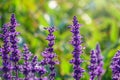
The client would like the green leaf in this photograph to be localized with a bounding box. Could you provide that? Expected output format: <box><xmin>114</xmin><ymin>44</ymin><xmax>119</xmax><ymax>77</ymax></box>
<box><xmin>110</xmin><ymin>20</ymin><xmax>119</xmax><ymax>43</ymax></box>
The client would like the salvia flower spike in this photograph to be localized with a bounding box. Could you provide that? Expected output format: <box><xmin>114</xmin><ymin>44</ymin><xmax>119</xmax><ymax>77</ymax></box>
<box><xmin>110</xmin><ymin>50</ymin><xmax>120</xmax><ymax>80</ymax></box>
<box><xmin>96</xmin><ymin>44</ymin><xmax>104</xmax><ymax>80</ymax></box>
<box><xmin>31</xmin><ymin>56</ymin><xmax>38</xmax><ymax>79</ymax></box>
<box><xmin>44</xmin><ymin>27</ymin><xmax>59</xmax><ymax>80</ymax></box>
<box><xmin>89</xmin><ymin>44</ymin><xmax>104</xmax><ymax>80</ymax></box>
<box><xmin>36</xmin><ymin>65</ymin><xmax>47</xmax><ymax>80</ymax></box>
<box><xmin>0</xmin><ymin>24</ymin><xmax>12</xmax><ymax>79</ymax></box>
<box><xmin>22</xmin><ymin>44</ymin><xmax>32</xmax><ymax>80</ymax></box>
<box><xmin>69</xmin><ymin>16</ymin><xmax>84</xmax><ymax>80</ymax></box>
<box><xmin>9</xmin><ymin>13</ymin><xmax>21</xmax><ymax>80</ymax></box>
<box><xmin>31</xmin><ymin>56</ymin><xmax>47</xmax><ymax>80</ymax></box>
<box><xmin>88</xmin><ymin>50</ymin><xmax>98</xmax><ymax>80</ymax></box>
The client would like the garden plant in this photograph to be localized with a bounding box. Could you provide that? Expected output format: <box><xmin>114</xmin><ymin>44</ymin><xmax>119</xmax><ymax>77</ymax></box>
<box><xmin>0</xmin><ymin>13</ymin><xmax>119</xmax><ymax>80</ymax></box>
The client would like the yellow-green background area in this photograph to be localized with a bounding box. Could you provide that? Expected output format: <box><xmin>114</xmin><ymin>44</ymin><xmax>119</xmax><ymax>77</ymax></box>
<box><xmin>0</xmin><ymin>0</ymin><xmax>120</xmax><ymax>80</ymax></box>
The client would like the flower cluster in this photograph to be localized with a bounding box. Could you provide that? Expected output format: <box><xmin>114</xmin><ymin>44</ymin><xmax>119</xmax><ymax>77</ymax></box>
<box><xmin>40</xmin><ymin>27</ymin><xmax>59</xmax><ymax>80</ymax></box>
<box><xmin>0</xmin><ymin>14</ymin><xmax>54</xmax><ymax>80</ymax></box>
<box><xmin>21</xmin><ymin>44</ymin><xmax>32</xmax><ymax>80</ymax></box>
<box><xmin>0</xmin><ymin>24</ymin><xmax>12</xmax><ymax>79</ymax></box>
<box><xmin>88</xmin><ymin>50</ymin><xmax>98</xmax><ymax>80</ymax></box>
<box><xmin>1</xmin><ymin>13</ymin><xmax>120</xmax><ymax>80</ymax></box>
<box><xmin>69</xmin><ymin>16</ymin><xmax>84</xmax><ymax>80</ymax></box>
<box><xmin>88</xmin><ymin>44</ymin><xmax>104</xmax><ymax>80</ymax></box>
<box><xmin>96</xmin><ymin>44</ymin><xmax>104</xmax><ymax>80</ymax></box>
<box><xmin>110</xmin><ymin>50</ymin><xmax>120</xmax><ymax>80</ymax></box>
<box><xmin>9</xmin><ymin>14</ymin><xmax>21</xmax><ymax>80</ymax></box>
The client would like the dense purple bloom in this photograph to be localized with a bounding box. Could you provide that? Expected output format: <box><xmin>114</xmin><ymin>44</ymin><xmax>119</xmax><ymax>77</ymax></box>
<box><xmin>21</xmin><ymin>44</ymin><xmax>32</xmax><ymax>80</ymax></box>
<box><xmin>40</xmin><ymin>49</ymin><xmax>49</xmax><ymax>66</ymax></box>
<box><xmin>9</xmin><ymin>13</ymin><xmax>21</xmax><ymax>79</ymax></box>
<box><xmin>0</xmin><ymin>24</ymin><xmax>12</xmax><ymax>79</ymax></box>
<box><xmin>31</xmin><ymin>56</ymin><xmax>38</xmax><ymax>73</ymax></box>
<box><xmin>31</xmin><ymin>56</ymin><xmax>47</xmax><ymax>80</ymax></box>
<box><xmin>69</xmin><ymin>16</ymin><xmax>84</xmax><ymax>80</ymax></box>
<box><xmin>110</xmin><ymin>50</ymin><xmax>120</xmax><ymax>80</ymax></box>
<box><xmin>88</xmin><ymin>44</ymin><xmax>104</xmax><ymax>80</ymax></box>
<box><xmin>96</xmin><ymin>44</ymin><xmax>104</xmax><ymax>80</ymax></box>
<box><xmin>42</xmin><ymin>27</ymin><xmax>59</xmax><ymax>80</ymax></box>
<box><xmin>36</xmin><ymin>65</ymin><xmax>47</xmax><ymax>80</ymax></box>
<box><xmin>88</xmin><ymin>50</ymin><xmax>98</xmax><ymax>80</ymax></box>
<box><xmin>30</xmin><ymin>56</ymin><xmax>38</xmax><ymax>79</ymax></box>
<box><xmin>23</xmin><ymin>44</ymin><xmax>32</xmax><ymax>61</ymax></box>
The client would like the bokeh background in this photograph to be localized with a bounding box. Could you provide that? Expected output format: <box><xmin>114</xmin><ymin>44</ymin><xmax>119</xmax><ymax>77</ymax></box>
<box><xmin>0</xmin><ymin>0</ymin><xmax>120</xmax><ymax>80</ymax></box>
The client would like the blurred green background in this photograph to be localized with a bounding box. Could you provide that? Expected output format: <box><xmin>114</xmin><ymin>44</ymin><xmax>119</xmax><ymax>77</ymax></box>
<box><xmin>0</xmin><ymin>0</ymin><xmax>120</xmax><ymax>80</ymax></box>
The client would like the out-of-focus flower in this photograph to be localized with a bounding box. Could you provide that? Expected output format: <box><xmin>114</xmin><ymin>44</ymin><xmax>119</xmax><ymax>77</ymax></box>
<box><xmin>21</xmin><ymin>44</ymin><xmax>32</xmax><ymax>80</ymax></box>
<box><xmin>31</xmin><ymin>56</ymin><xmax>47</xmax><ymax>80</ymax></box>
<box><xmin>96</xmin><ymin>44</ymin><xmax>104</xmax><ymax>80</ymax></box>
<box><xmin>88</xmin><ymin>50</ymin><xmax>98</xmax><ymax>80</ymax></box>
<box><xmin>110</xmin><ymin>50</ymin><xmax>120</xmax><ymax>80</ymax></box>
<box><xmin>0</xmin><ymin>24</ymin><xmax>12</xmax><ymax>79</ymax></box>
<box><xmin>89</xmin><ymin>44</ymin><xmax>104</xmax><ymax>80</ymax></box>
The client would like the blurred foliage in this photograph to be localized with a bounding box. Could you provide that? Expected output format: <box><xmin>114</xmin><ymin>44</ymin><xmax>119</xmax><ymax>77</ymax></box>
<box><xmin>0</xmin><ymin>0</ymin><xmax>120</xmax><ymax>80</ymax></box>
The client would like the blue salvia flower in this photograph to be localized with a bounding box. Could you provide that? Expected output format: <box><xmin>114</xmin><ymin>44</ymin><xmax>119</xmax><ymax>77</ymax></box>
<box><xmin>21</xmin><ymin>44</ymin><xmax>32</xmax><ymax>80</ymax></box>
<box><xmin>40</xmin><ymin>49</ymin><xmax>49</xmax><ymax>66</ymax></box>
<box><xmin>28</xmin><ymin>56</ymin><xmax>38</xmax><ymax>80</ymax></box>
<box><xmin>31</xmin><ymin>56</ymin><xmax>38</xmax><ymax>76</ymax></box>
<box><xmin>96</xmin><ymin>44</ymin><xmax>104</xmax><ymax>80</ymax></box>
<box><xmin>0</xmin><ymin>24</ymin><xmax>12</xmax><ymax>80</ymax></box>
<box><xmin>43</xmin><ymin>27</ymin><xmax>59</xmax><ymax>80</ymax></box>
<box><xmin>88</xmin><ymin>44</ymin><xmax>104</xmax><ymax>80</ymax></box>
<box><xmin>88</xmin><ymin>50</ymin><xmax>98</xmax><ymax>80</ymax></box>
<box><xmin>0</xmin><ymin>48</ymin><xmax>2</xmax><ymax>56</ymax></box>
<box><xmin>110</xmin><ymin>50</ymin><xmax>120</xmax><ymax>80</ymax></box>
<box><xmin>9</xmin><ymin>13</ymin><xmax>21</xmax><ymax>80</ymax></box>
<box><xmin>31</xmin><ymin>56</ymin><xmax>47</xmax><ymax>80</ymax></box>
<box><xmin>0</xmin><ymin>16</ymin><xmax>1</xmax><ymax>57</ymax></box>
<box><xmin>69</xmin><ymin>16</ymin><xmax>84</xmax><ymax>80</ymax></box>
<box><xmin>36</xmin><ymin>65</ymin><xmax>47</xmax><ymax>80</ymax></box>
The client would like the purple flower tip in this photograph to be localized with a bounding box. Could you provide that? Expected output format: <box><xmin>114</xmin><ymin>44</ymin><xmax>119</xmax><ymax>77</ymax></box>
<box><xmin>110</xmin><ymin>50</ymin><xmax>120</xmax><ymax>80</ymax></box>
<box><xmin>88</xmin><ymin>50</ymin><xmax>98</xmax><ymax>80</ymax></box>
<box><xmin>89</xmin><ymin>43</ymin><xmax>104</xmax><ymax>80</ymax></box>
<box><xmin>69</xmin><ymin>16</ymin><xmax>84</xmax><ymax>80</ymax></box>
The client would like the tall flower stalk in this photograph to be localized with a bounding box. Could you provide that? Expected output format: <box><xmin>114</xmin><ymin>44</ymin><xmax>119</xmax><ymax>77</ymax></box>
<box><xmin>0</xmin><ymin>24</ymin><xmax>12</xmax><ymax>79</ymax></box>
<box><xmin>88</xmin><ymin>50</ymin><xmax>98</xmax><ymax>80</ymax></box>
<box><xmin>89</xmin><ymin>44</ymin><xmax>104</xmax><ymax>80</ymax></box>
<box><xmin>31</xmin><ymin>56</ymin><xmax>38</xmax><ymax>79</ymax></box>
<box><xmin>96</xmin><ymin>44</ymin><xmax>104</xmax><ymax>80</ymax></box>
<box><xmin>22</xmin><ymin>44</ymin><xmax>32</xmax><ymax>80</ymax></box>
<box><xmin>110</xmin><ymin>50</ymin><xmax>120</xmax><ymax>80</ymax></box>
<box><xmin>36</xmin><ymin>65</ymin><xmax>47</xmax><ymax>80</ymax></box>
<box><xmin>43</xmin><ymin>27</ymin><xmax>59</xmax><ymax>80</ymax></box>
<box><xmin>69</xmin><ymin>16</ymin><xmax>84</xmax><ymax>80</ymax></box>
<box><xmin>9</xmin><ymin>14</ymin><xmax>21</xmax><ymax>80</ymax></box>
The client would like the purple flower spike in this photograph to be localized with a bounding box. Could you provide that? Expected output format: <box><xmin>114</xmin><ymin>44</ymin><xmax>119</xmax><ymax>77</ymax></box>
<box><xmin>0</xmin><ymin>24</ymin><xmax>12</xmax><ymax>80</ymax></box>
<box><xmin>29</xmin><ymin>56</ymin><xmax>38</xmax><ymax>80</ymax></box>
<box><xmin>96</xmin><ymin>44</ymin><xmax>104</xmax><ymax>80</ymax></box>
<box><xmin>9</xmin><ymin>13</ymin><xmax>21</xmax><ymax>80</ymax></box>
<box><xmin>69</xmin><ymin>16</ymin><xmax>84</xmax><ymax>80</ymax></box>
<box><xmin>36</xmin><ymin>66</ymin><xmax>47</xmax><ymax>80</ymax></box>
<box><xmin>88</xmin><ymin>50</ymin><xmax>98</xmax><ymax>80</ymax></box>
<box><xmin>23</xmin><ymin>44</ymin><xmax>32</xmax><ymax>61</ymax></box>
<box><xmin>22</xmin><ymin>44</ymin><xmax>32</xmax><ymax>80</ymax></box>
<box><xmin>110</xmin><ymin>50</ymin><xmax>120</xmax><ymax>80</ymax></box>
<box><xmin>31</xmin><ymin>56</ymin><xmax>47</xmax><ymax>80</ymax></box>
<box><xmin>42</xmin><ymin>27</ymin><xmax>59</xmax><ymax>80</ymax></box>
<box><xmin>40</xmin><ymin>49</ymin><xmax>49</xmax><ymax>66</ymax></box>
<box><xmin>89</xmin><ymin>44</ymin><xmax>104</xmax><ymax>80</ymax></box>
